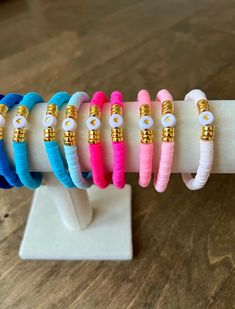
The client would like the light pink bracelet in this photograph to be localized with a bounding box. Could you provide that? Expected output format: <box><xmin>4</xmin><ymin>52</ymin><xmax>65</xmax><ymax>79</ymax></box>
<box><xmin>137</xmin><ymin>90</ymin><xmax>154</xmax><ymax>188</ymax></box>
<box><xmin>182</xmin><ymin>89</ymin><xmax>215</xmax><ymax>190</ymax></box>
<box><xmin>87</xmin><ymin>91</ymin><xmax>109</xmax><ymax>189</ymax></box>
<box><xmin>154</xmin><ymin>89</ymin><xmax>176</xmax><ymax>192</ymax></box>
<box><xmin>109</xmin><ymin>91</ymin><xmax>126</xmax><ymax>189</ymax></box>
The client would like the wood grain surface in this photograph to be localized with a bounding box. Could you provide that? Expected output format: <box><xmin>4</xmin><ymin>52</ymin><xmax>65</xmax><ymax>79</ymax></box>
<box><xmin>0</xmin><ymin>0</ymin><xmax>235</xmax><ymax>308</ymax></box>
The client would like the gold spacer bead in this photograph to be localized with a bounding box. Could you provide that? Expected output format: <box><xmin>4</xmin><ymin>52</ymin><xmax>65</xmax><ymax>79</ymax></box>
<box><xmin>0</xmin><ymin>127</ymin><xmax>4</xmax><ymax>140</ymax></box>
<box><xmin>44</xmin><ymin>128</ymin><xmax>56</xmax><ymax>141</ymax></box>
<box><xmin>12</xmin><ymin>128</ymin><xmax>26</xmax><ymax>142</ymax></box>
<box><xmin>64</xmin><ymin>131</ymin><xmax>76</xmax><ymax>146</ymax></box>
<box><xmin>201</xmin><ymin>125</ymin><xmax>214</xmax><ymax>141</ymax></box>
<box><xmin>197</xmin><ymin>99</ymin><xmax>210</xmax><ymax>114</ymax></box>
<box><xmin>162</xmin><ymin>100</ymin><xmax>174</xmax><ymax>115</ymax></box>
<box><xmin>0</xmin><ymin>104</ymin><xmax>8</xmax><ymax>117</ymax></box>
<box><xmin>88</xmin><ymin>130</ymin><xmax>100</xmax><ymax>144</ymax></box>
<box><xmin>16</xmin><ymin>105</ymin><xmax>29</xmax><ymax>118</ymax></box>
<box><xmin>89</xmin><ymin>105</ymin><xmax>100</xmax><ymax>118</ymax></box>
<box><xmin>140</xmin><ymin>104</ymin><xmax>151</xmax><ymax>117</ymax></box>
<box><xmin>111</xmin><ymin>104</ymin><xmax>122</xmax><ymax>116</ymax></box>
<box><xmin>161</xmin><ymin>127</ymin><xmax>175</xmax><ymax>142</ymax></box>
<box><xmin>47</xmin><ymin>104</ymin><xmax>58</xmax><ymax>117</ymax></box>
<box><xmin>65</xmin><ymin>105</ymin><xmax>78</xmax><ymax>120</ymax></box>
<box><xmin>140</xmin><ymin>129</ymin><xmax>153</xmax><ymax>144</ymax></box>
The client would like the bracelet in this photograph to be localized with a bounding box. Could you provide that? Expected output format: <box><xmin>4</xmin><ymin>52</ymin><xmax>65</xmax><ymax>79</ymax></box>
<box><xmin>43</xmin><ymin>91</ymin><xmax>76</xmax><ymax>188</ymax></box>
<box><xmin>182</xmin><ymin>89</ymin><xmax>215</xmax><ymax>190</ymax></box>
<box><xmin>137</xmin><ymin>89</ymin><xmax>153</xmax><ymax>187</ymax></box>
<box><xmin>0</xmin><ymin>94</ymin><xmax>23</xmax><ymax>188</ymax></box>
<box><xmin>154</xmin><ymin>89</ymin><xmax>176</xmax><ymax>192</ymax></box>
<box><xmin>62</xmin><ymin>91</ymin><xmax>92</xmax><ymax>189</ymax></box>
<box><xmin>109</xmin><ymin>91</ymin><xmax>126</xmax><ymax>189</ymax></box>
<box><xmin>87</xmin><ymin>91</ymin><xmax>109</xmax><ymax>189</ymax></box>
<box><xmin>13</xmin><ymin>92</ymin><xmax>44</xmax><ymax>190</ymax></box>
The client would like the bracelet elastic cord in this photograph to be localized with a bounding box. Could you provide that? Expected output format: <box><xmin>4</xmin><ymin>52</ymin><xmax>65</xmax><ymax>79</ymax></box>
<box><xmin>0</xmin><ymin>93</ymin><xmax>23</xmax><ymax>188</ymax></box>
<box><xmin>63</xmin><ymin>91</ymin><xmax>92</xmax><ymax>189</ymax></box>
<box><xmin>13</xmin><ymin>92</ymin><xmax>44</xmax><ymax>190</ymax></box>
<box><xmin>43</xmin><ymin>91</ymin><xmax>75</xmax><ymax>188</ymax></box>
<box><xmin>110</xmin><ymin>91</ymin><xmax>126</xmax><ymax>189</ymax></box>
<box><xmin>137</xmin><ymin>89</ymin><xmax>153</xmax><ymax>188</ymax></box>
<box><xmin>182</xmin><ymin>89</ymin><xmax>215</xmax><ymax>190</ymax></box>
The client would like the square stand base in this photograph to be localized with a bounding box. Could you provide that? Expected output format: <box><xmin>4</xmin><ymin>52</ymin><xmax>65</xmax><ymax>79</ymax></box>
<box><xmin>19</xmin><ymin>185</ymin><xmax>132</xmax><ymax>260</ymax></box>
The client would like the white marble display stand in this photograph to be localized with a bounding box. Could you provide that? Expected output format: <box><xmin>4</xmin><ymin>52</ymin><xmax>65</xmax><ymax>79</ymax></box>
<box><xmin>4</xmin><ymin>99</ymin><xmax>235</xmax><ymax>260</ymax></box>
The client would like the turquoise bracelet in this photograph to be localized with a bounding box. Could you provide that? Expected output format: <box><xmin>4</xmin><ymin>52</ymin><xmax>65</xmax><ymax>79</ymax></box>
<box><xmin>43</xmin><ymin>92</ymin><xmax>75</xmax><ymax>188</ymax></box>
<box><xmin>62</xmin><ymin>92</ymin><xmax>92</xmax><ymax>189</ymax></box>
<box><xmin>12</xmin><ymin>92</ymin><xmax>44</xmax><ymax>190</ymax></box>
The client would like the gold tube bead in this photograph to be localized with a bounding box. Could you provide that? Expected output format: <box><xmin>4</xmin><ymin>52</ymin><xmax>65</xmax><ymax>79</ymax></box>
<box><xmin>44</xmin><ymin>128</ymin><xmax>56</xmax><ymax>142</ymax></box>
<box><xmin>162</xmin><ymin>100</ymin><xmax>174</xmax><ymax>115</ymax></box>
<box><xmin>111</xmin><ymin>104</ymin><xmax>122</xmax><ymax>116</ymax></box>
<box><xmin>46</xmin><ymin>104</ymin><xmax>58</xmax><ymax>117</ymax></box>
<box><xmin>64</xmin><ymin>131</ymin><xmax>76</xmax><ymax>146</ymax></box>
<box><xmin>13</xmin><ymin>128</ymin><xmax>26</xmax><ymax>142</ymax></box>
<box><xmin>162</xmin><ymin>127</ymin><xmax>175</xmax><ymax>142</ymax></box>
<box><xmin>197</xmin><ymin>99</ymin><xmax>210</xmax><ymax>114</ymax></box>
<box><xmin>0</xmin><ymin>104</ymin><xmax>8</xmax><ymax>117</ymax></box>
<box><xmin>65</xmin><ymin>105</ymin><xmax>78</xmax><ymax>120</ymax></box>
<box><xmin>0</xmin><ymin>127</ymin><xmax>4</xmax><ymax>140</ymax></box>
<box><xmin>139</xmin><ymin>104</ymin><xmax>151</xmax><ymax>117</ymax></box>
<box><xmin>16</xmin><ymin>105</ymin><xmax>29</xmax><ymax>119</ymax></box>
<box><xmin>88</xmin><ymin>130</ymin><xmax>100</xmax><ymax>144</ymax></box>
<box><xmin>140</xmin><ymin>129</ymin><xmax>153</xmax><ymax>144</ymax></box>
<box><xmin>201</xmin><ymin>125</ymin><xmax>214</xmax><ymax>141</ymax></box>
<box><xmin>89</xmin><ymin>105</ymin><xmax>100</xmax><ymax>118</ymax></box>
<box><xmin>111</xmin><ymin>128</ymin><xmax>123</xmax><ymax>142</ymax></box>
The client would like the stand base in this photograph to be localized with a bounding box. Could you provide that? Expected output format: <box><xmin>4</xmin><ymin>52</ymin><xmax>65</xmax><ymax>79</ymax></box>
<box><xmin>19</xmin><ymin>185</ymin><xmax>132</xmax><ymax>260</ymax></box>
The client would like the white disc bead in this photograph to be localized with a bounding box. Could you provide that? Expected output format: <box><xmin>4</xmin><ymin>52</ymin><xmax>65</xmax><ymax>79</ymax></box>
<box><xmin>0</xmin><ymin>115</ymin><xmax>6</xmax><ymax>127</ymax></box>
<box><xmin>86</xmin><ymin>116</ymin><xmax>101</xmax><ymax>130</ymax></box>
<box><xmin>198</xmin><ymin>111</ymin><xmax>214</xmax><ymax>126</ymax></box>
<box><xmin>62</xmin><ymin>118</ymin><xmax>77</xmax><ymax>131</ymax></box>
<box><xmin>109</xmin><ymin>114</ymin><xmax>123</xmax><ymax>128</ymax></box>
<box><xmin>42</xmin><ymin>114</ymin><xmax>57</xmax><ymax>128</ymax></box>
<box><xmin>13</xmin><ymin>115</ymin><xmax>27</xmax><ymax>129</ymax></box>
<box><xmin>139</xmin><ymin>116</ymin><xmax>153</xmax><ymax>130</ymax></box>
<box><xmin>161</xmin><ymin>113</ymin><xmax>176</xmax><ymax>127</ymax></box>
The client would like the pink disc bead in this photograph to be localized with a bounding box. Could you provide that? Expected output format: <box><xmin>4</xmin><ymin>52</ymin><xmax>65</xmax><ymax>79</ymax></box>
<box><xmin>154</xmin><ymin>89</ymin><xmax>175</xmax><ymax>193</ymax></box>
<box><xmin>137</xmin><ymin>89</ymin><xmax>153</xmax><ymax>188</ymax></box>
<box><xmin>89</xmin><ymin>91</ymin><xmax>109</xmax><ymax>189</ymax></box>
<box><xmin>110</xmin><ymin>91</ymin><xmax>126</xmax><ymax>189</ymax></box>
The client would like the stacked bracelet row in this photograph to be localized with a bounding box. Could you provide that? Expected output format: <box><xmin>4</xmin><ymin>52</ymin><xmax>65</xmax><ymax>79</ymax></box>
<box><xmin>0</xmin><ymin>89</ymin><xmax>215</xmax><ymax>192</ymax></box>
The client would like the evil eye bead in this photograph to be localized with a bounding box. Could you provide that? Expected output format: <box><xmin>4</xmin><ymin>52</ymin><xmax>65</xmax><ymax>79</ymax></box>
<box><xmin>139</xmin><ymin>115</ymin><xmax>153</xmax><ymax>130</ymax></box>
<box><xmin>62</xmin><ymin>118</ymin><xmax>77</xmax><ymax>131</ymax></box>
<box><xmin>13</xmin><ymin>115</ymin><xmax>27</xmax><ymax>129</ymax></box>
<box><xmin>199</xmin><ymin>111</ymin><xmax>214</xmax><ymax>126</ymax></box>
<box><xmin>109</xmin><ymin>114</ymin><xmax>123</xmax><ymax>128</ymax></box>
<box><xmin>86</xmin><ymin>116</ymin><xmax>101</xmax><ymax>130</ymax></box>
<box><xmin>42</xmin><ymin>114</ymin><xmax>57</xmax><ymax>128</ymax></box>
<box><xmin>161</xmin><ymin>113</ymin><xmax>176</xmax><ymax>128</ymax></box>
<box><xmin>0</xmin><ymin>115</ymin><xmax>6</xmax><ymax>127</ymax></box>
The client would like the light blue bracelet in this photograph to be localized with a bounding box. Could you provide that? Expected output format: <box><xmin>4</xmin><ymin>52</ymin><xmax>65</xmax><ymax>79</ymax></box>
<box><xmin>12</xmin><ymin>92</ymin><xmax>44</xmax><ymax>190</ymax></box>
<box><xmin>42</xmin><ymin>92</ymin><xmax>75</xmax><ymax>188</ymax></box>
<box><xmin>62</xmin><ymin>92</ymin><xmax>92</xmax><ymax>189</ymax></box>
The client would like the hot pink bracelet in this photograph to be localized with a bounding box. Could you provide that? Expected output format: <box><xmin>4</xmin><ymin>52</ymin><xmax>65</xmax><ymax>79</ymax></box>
<box><xmin>154</xmin><ymin>89</ymin><xmax>176</xmax><ymax>192</ymax></box>
<box><xmin>137</xmin><ymin>90</ymin><xmax>154</xmax><ymax>188</ymax></box>
<box><xmin>109</xmin><ymin>91</ymin><xmax>126</xmax><ymax>189</ymax></box>
<box><xmin>87</xmin><ymin>91</ymin><xmax>109</xmax><ymax>189</ymax></box>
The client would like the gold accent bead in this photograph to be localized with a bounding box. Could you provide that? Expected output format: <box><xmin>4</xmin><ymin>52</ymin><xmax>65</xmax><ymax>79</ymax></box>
<box><xmin>0</xmin><ymin>127</ymin><xmax>4</xmax><ymax>140</ymax></box>
<box><xmin>65</xmin><ymin>105</ymin><xmax>78</xmax><ymax>120</ymax></box>
<box><xmin>197</xmin><ymin>99</ymin><xmax>210</xmax><ymax>114</ymax></box>
<box><xmin>16</xmin><ymin>105</ymin><xmax>29</xmax><ymax>118</ymax></box>
<box><xmin>88</xmin><ymin>130</ymin><xmax>100</xmax><ymax>144</ymax></box>
<box><xmin>13</xmin><ymin>128</ymin><xmax>26</xmax><ymax>142</ymax></box>
<box><xmin>140</xmin><ymin>129</ymin><xmax>153</xmax><ymax>144</ymax></box>
<box><xmin>111</xmin><ymin>104</ymin><xmax>122</xmax><ymax>116</ymax></box>
<box><xmin>89</xmin><ymin>105</ymin><xmax>100</xmax><ymax>118</ymax></box>
<box><xmin>0</xmin><ymin>104</ymin><xmax>8</xmax><ymax>117</ymax></box>
<box><xmin>111</xmin><ymin>128</ymin><xmax>123</xmax><ymax>142</ymax></box>
<box><xmin>162</xmin><ymin>100</ymin><xmax>174</xmax><ymax>115</ymax></box>
<box><xmin>44</xmin><ymin>128</ymin><xmax>56</xmax><ymax>142</ymax></box>
<box><xmin>139</xmin><ymin>104</ymin><xmax>151</xmax><ymax>117</ymax></box>
<box><xmin>64</xmin><ymin>131</ymin><xmax>76</xmax><ymax>146</ymax></box>
<box><xmin>47</xmin><ymin>104</ymin><xmax>58</xmax><ymax>117</ymax></box>
<box><xmin>162</xmin><ymin>127</ymin><xmax>175</xmax><ymax>142</ymax></box>
<box><xmin>201</xmin><ymin>125</ymin><xmax>214</xmax><ymax>141</ymax></box>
